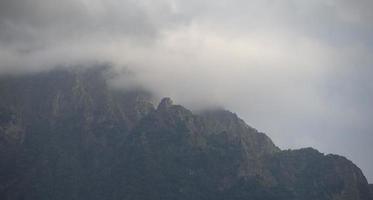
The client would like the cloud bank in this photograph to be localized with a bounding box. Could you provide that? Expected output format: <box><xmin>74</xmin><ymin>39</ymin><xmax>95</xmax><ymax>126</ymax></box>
<box><xmin>0</xmin><ymin>0</ymin><xmax>372</xmax><ymax>182</ymax></box>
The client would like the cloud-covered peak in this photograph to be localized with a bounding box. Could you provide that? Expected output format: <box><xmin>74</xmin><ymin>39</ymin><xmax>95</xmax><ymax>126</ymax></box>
<box><xmin>0</xmin><ymin>0</ymin><xmax>372</xmax><ymax>182</ymax></box>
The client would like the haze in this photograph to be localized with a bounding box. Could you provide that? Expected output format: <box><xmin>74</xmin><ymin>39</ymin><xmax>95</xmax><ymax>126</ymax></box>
<box><xmin>0</xmin><ymin>0</ymin><xmax>372</xmax><ymax>182</ymax></box>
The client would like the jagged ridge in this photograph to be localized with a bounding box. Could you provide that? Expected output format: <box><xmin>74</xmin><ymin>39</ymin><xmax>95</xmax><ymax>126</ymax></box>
<box><xmin>0</xmin><ymin>67</ymin><xmax>371</xmax><ymax>200</ymax></box>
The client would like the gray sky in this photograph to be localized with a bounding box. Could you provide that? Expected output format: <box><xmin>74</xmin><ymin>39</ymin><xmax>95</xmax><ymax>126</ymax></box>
<box><xmin>0</xmin><ymin>0</ymin><xmax>372</xmax><ymax>182</ymax></box>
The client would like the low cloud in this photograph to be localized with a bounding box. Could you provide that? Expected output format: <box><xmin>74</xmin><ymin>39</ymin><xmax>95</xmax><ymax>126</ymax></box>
<box><xmin>0</xmin><ymin>0</ymin><xmax>372</xmax><ymax>182</ymax></box>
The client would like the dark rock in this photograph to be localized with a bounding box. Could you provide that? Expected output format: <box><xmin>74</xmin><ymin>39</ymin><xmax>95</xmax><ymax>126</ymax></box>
<box><xmin>0</xmin><ymin>67</ymin><xmax>371</xmax><ymax>200</ymax></box>
<box><xmin>157</xmin><ymin>97</ymin><xmax>173</xmax><ymax>110</ymax></box>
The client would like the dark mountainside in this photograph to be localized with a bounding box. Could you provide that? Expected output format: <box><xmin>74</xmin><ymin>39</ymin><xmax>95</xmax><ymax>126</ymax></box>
<box><xmin>0</xmin><ymin>67</ymin><xmax>371</xmax><ymax>200</ymax></box>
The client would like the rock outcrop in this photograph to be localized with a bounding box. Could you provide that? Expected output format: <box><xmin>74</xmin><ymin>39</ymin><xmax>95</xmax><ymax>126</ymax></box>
<box><xmin>0</xmin><ymin>67</ymin><xmax>371</xmax><ymax>200</ymax></box>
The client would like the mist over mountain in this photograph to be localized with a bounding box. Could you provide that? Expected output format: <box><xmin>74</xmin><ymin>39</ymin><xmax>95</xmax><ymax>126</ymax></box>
<box><xmin>0</xmin><ymin>67</ymin><xmax>371</xmax><ymax>200</ymax></box>
<box><xmin>1</xmin><ymin>0</ymin><xmax>373</xmax><ymax>183</ymax></box>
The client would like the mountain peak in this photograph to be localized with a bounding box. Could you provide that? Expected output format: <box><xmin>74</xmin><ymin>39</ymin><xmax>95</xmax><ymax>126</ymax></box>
<box><xmin>0</xmin><ymin>68</ymin><xmax>371</xmax><ymax>200</ymax></box>
<box><xmin>157</xmin><ymin>97</ymin><xmax>173</xmax><ymax>110</ymax></box>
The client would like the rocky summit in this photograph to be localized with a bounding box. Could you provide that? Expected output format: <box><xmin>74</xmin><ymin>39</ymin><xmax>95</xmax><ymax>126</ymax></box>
<box><xmin>0</xmin><ymin>67</ymin><xmax>372</xmax><ymax>200</ymax></box>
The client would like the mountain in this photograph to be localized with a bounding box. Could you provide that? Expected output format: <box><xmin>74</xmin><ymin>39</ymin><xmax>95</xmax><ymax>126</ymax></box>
<box><xmin>0</xmin><ymin>67</ymin><xmax>371</xmax><ymax>200</ymax></box>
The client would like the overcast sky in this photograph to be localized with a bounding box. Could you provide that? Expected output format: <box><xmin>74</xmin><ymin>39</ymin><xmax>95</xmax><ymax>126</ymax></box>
<box><xmin>0</xmin><ymin>0</ymin><xmax>372</xmax><ymax>182</ymax></box>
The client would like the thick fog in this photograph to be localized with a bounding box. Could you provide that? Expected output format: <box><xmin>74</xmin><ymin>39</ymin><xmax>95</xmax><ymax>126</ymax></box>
<box><xmin>0</xmin><ymin>0</ymin><xmax>372</xmax><ymax>182</ymax></box>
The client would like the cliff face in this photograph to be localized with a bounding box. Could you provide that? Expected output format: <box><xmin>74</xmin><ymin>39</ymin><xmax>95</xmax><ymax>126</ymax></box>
<box><xmin>0</xmin><ymin>67</ymin><xmax>154</xmax><ymax>200</ymax></box>
<box><xmin>0</xmin><ymin>67</ymin><xmax>371</xmax><ymax>200</ymax></box>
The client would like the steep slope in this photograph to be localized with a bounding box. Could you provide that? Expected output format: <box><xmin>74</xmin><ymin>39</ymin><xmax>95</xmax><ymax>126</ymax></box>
<box><xmin>113</xmin><ymin>98</ymin><xmax>279</xmax><ymax>200</ymax></box>
<box><xmin>0</xmin><ymin>67</ymin><xmax>155</xmax><ymax>199</ymax></box>
<box><xmin>267</xmin><ymin>149</ymin><xmax>372</xmax><ymax>200</ymax></box>
<box><xmin>117</xmin><ymin>98</ymin><xmax>372</xmax><ymax>200</ymax></box>
<box><xmin>0</xmin><ymin>67</ymin><xmax>371</xmax><ymax>200</ymax></box>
